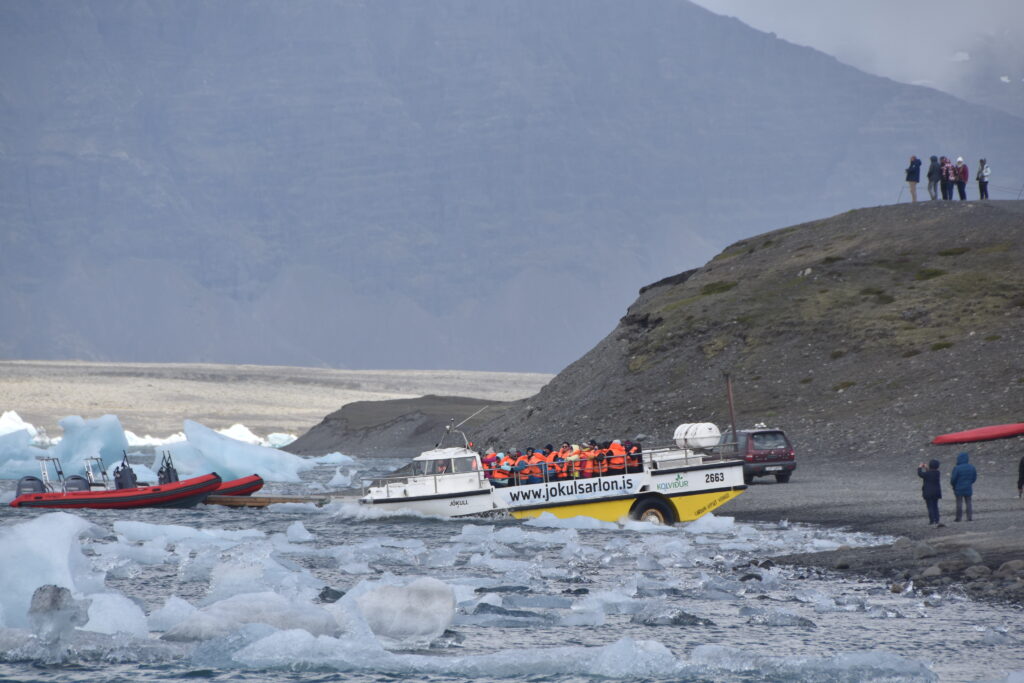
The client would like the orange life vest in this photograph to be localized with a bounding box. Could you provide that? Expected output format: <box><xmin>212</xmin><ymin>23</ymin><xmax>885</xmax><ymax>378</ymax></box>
<box><xmin>491</xmin><ymin>455</ymin><xmax>515</xmax><ymax>480</ymax></box>
<box><xmin>607</xmin><ymin>442</ymin><xmax>627</xmax><ymax>471</ymax></box>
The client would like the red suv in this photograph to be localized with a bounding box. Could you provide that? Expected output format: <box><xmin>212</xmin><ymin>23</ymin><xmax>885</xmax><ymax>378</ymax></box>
<box><xmin>720</xmin><ymin>427</ymin><xmax>796</xmax><ymax>484</ymax></box>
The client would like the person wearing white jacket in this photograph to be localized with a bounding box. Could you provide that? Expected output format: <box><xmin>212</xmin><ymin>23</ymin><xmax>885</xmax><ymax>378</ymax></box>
<box><xmin>976</xmin><ymin>158</ymin><xmax>991</xmax><ymax>199</ymax></box>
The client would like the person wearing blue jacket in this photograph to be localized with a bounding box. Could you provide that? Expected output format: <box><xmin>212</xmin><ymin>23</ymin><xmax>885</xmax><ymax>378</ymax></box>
<box><xmin>950</xmin><ymin>451</ymin><xmax>978</xmax><ymax>522</ymax></box>
<box><xmin>917</xmin><ymin>459</ymin><xmax>943</xmax><ymax>526</ymax></box>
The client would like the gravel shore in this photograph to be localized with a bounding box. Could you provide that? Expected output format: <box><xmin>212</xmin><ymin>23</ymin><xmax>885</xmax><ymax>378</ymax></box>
<box><xmin>728</xmin><ymin>453</ymin><xmax>1024</xmax><ymax>604</ymax></box>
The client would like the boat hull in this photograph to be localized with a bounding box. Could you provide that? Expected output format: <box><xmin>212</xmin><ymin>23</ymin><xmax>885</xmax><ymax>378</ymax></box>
<box><xmin>215</xmin><ymin>474</ymin><xmax>264</xmax><ymax>496</ymax></box>
<box><xmin>9</xmin><ymin>473</ymin><xmax>222</xmax><ymax>509</ymax></box>
<box><xmin>931</xmin><ymin>423</ymin><xmax>1024</xmax><ymax>445</ymax></box>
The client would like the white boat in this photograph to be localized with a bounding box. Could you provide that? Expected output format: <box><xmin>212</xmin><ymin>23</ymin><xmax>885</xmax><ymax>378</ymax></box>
<box><xmin>357</xmin><ymin>421</ymin><xmax>746</xmax><ymax>524</ymax></box>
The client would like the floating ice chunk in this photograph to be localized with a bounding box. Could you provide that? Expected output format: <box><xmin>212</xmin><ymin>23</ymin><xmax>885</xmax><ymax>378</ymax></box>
<box><xmin>27</xmin><ymin>585</ymin><xmax>91</xmax><ymax>646</ymax></box>
<box><xmin>49</xmin><ymin>415</ymin><xmax>131</xmax><ymax>475</ymax></box>
<box><xmin>328</xmin><ymin>467</ymin><xmax>353</xmax><ymax>488</ymax></box>
<box><xmin>492</xmin><ymin>526</ymin><xmax>578</xmax><ymax>547</ymax></box>
<box><xmin>163</xmin><ymin>591</ymin><xmax>339</xmax><ymax>641</ymax></box>
<box><xmin>524</xmin><ymin>512</ymin><xmax>619</xmax><ymax>530</ymax></box>
<box><xmin>315</xmin><ymin>451</ymin><xmax>356</xmax><ymax>465</ymax></box>
<box><xmin>0</xmin><ymin>410</ymin><xmax>38</xmax><ymax>438</ymax></box>
<box><xmin>188</xmin><ymin>622</ymin><xmax>278</xmax><ymax>668</ymax></box>
<box><xmin>148</xmin><ymin>596</ymin><xmax>197</xmax><ymax>632</ymax></box>
<box><xmin>683</xmin><ymin>513</ymin><xmax>735</xmax><ymax>534</ymax></box>
<box><xmin>124</xmin><ymin>430</ymin><xmax>186</xmax><ymax>446</ymax></box>
<box><xmin>82</xmin><ymin>593</ymin><xmax>148</xmax><ymax>638</ymax></box>
<box><xmin>231</xmin><ymin>627</ymin><xmax>387</xmax><ymax>672</ymax></box>
<box><xmin>688</xmin><ymin>644</ymin><xmax>936</xmax><ymax>680</ymax></box>
<box><xmin>265</xmin><ymin>433</ymin><xmax>297</xmax><ymax>449</ymax></box>
<box><xmin>165</xmin><ymin>420</ymin><xmax>314</xmax><ymax>482</ymax></box>
<box><xmin>354</xmin><ymin>577</ymin><xmax>455</xmax><ymax>645</ymax></box>
<box><xmin>0</xmin><ymin>428</ymin><xmax>49</xmax><ymax>478</ymax></box>
<box><xmin>206</xmin><ymin>540</ymin><xmax>321</xmax><ymax>602</ymax></box>
<box><xmin>504</xmin><ymin>594</ymin><xmax>573</xmax><ymax>609</ymax></box>
<box><xmin>576</xmin><ymin>590</ymin><xmax>644</xmax><ymax>615</ymax></box>
<box><xmin>286</xmin><ymin>521</ymin><xmax>314</xmax><ymax>543</ymax></box>
<box><xmin>216</xmin><ymin>423</ymin><xmax>262</xmax><ymax>444</ymax></box>
<box><xmin>0</xmin><ymin>512</ymin><xmax>105</xmax><ymax>628</ymax></box>
<box><xmin>631</xmin><ymin>603</ymin><xmax>714</xmax><ymax>626</ymax></box>
<box><xmin>558</xmin><ymin>608</ymin><xmax>605</xmax><ymax>626</ymax></box>
<box><xmin>740</xmin><ymin>605</ymin><xmax>816</xmax><ymax>628</ymax></box>
<box><xmin>114</xmin><ymin>520</ymin><xmax>264</xmax><ymax>545</ymax></box>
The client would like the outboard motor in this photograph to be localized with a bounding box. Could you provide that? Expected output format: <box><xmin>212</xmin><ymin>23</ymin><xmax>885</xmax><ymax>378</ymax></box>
<box><xmin>16</xmin><ymin>476</ymin><xmax>46</xmax><ymax>496</ymax></box>
<box><xmin>157</xmin><ymin>452</ymin><xmax>179</xmax><ymax>484</ymax></box>
<box><xmin>64</xmin><ymin>475</ymin><xmax>90</xmax><ymax>492</ymax></box>
<box><xmin>113</xmin><ymin>454</ymin><xmax>139</xmax><ymax>490</ymax></box>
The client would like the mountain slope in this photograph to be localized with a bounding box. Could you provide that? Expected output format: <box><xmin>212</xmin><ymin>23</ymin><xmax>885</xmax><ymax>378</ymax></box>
<box><xmin>476</xmin><ymin>201</ymin><xmax>1024</xmax><ymax>461</ymax></box>
<box><xmin>3</xmin><ymin>1</ymin><xmax>1024</xmax><ymax>371</ymax></box>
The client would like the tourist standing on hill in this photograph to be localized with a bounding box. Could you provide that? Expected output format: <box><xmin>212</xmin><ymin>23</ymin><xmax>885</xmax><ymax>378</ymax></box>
<box><xmin>950</xmin><ymin>451</ymin><xmax>978</xmax><ymax>521</ymax></box>
<box><xmin>905</xmin><ymin>156</ymin><xmax>921</xmax><ymax>202</ymax></box>
<box><xmin>954</xmin><ymin>157</ymin><xmax>968</xmax><ymax>200</ymax></box>
<box><xmin>939</xmin><ymin>156</ymin><xmax>953</xmax><ymax>200</ymax></box>
<box><xmin>1017</xmin><ymin>453</ymin><xmax>1023</xmax><ymax>498</ymax></box>
<box><xmin>918</xmin><ymin>459</ymin><xmax>944</xmax><ymax>526</ymax></box>
<box><xmin>926</xmin><ymin>155</ymin><xmax>941</xmax><ymax>200</ymax></box>
<box><xmin>976</xmin><ymin>158</ymin><xmax>990</xmax><ymax>199</ymax></box>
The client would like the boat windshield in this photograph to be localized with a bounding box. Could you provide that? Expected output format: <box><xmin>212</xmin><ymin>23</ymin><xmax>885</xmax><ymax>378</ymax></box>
<box><xmin>451</xmin><ymin>456</ymin><xmax>478</xmax><ymax>473</ymax></box>
<box><xmin>408</xmin><ymin>456</ymin><xmax>478</xmax><ymax>476</ymax></box>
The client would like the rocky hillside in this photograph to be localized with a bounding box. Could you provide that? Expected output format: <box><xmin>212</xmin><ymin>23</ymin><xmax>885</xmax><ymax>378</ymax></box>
<box><xmin>475</xmin><ymin>201</ymin><xmax>1024</xmax><ymax>463</ymax></box>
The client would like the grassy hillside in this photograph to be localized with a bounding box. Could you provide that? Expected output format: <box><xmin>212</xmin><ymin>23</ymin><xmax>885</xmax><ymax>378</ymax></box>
<box><xmin>477</xmin><ymin>201</ymin><xmax>1024</xmax><ymax>462</ymax></box>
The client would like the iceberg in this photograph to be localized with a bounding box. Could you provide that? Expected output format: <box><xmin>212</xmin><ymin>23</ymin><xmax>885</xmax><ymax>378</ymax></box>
<box><xmin>0</xmin><ymin>513</ymin><xmax>105</xmax><ymax>628</ymax></box>
<box><xmin>166</xmin><ymin>420</ymin><xmax>314</xmax><ymax>482</ymax></box>
<box><xmin>352</xmin><ymin>576</ymin><xmax>455</xmax><ymax>645</ymax></box>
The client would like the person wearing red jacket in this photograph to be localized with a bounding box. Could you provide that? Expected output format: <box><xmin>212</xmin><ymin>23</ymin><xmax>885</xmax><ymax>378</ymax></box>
<box><xmin>954</xmin><ymin>157</ymin><xmax>968</xmax><ymax>200</ymax></box>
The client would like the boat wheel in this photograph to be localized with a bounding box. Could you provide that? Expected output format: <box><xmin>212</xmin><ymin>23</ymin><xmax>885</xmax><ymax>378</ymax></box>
<box><xmin>631</xmin><ymin>497</ymin><xmax>676</xmax><ymax>525</ymax></box>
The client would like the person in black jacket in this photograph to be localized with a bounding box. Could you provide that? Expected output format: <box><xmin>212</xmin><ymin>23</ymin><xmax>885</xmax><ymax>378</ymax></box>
<box><xmin>926</xmin><ymin>155</ymin><xmax>941</xmax><ymax>200</ymax></box>
<box><xmin>905</xmin><ymin>156</ymin><xmax>922</xmax><ymax>203</ymax></box>
<box><xmin>1017</xmin><ymin>454</ymin><xmax>1023</xmax><ymax>498</ymax></box>
<box><xmin>918</xmin><ymin>459</ymin><xmax>944</xmax><ymax>526</ymax></box>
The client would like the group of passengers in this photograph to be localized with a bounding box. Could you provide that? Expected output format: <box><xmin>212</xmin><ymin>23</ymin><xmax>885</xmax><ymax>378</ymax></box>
<box><xmin>480</xmin><ymin>440</ymin><xmax>643</xmax><ymax>487</ymax></box>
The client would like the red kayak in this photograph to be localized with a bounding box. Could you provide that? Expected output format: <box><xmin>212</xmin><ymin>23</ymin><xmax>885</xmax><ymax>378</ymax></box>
<box><xmin>214</xmin><ymin>474</ymin><xmax>264</xmax><ymax>496</ymax></box>
<box><xmin>9</xmin><ymin>473</ymin><xmax>222</xmax><ymax>509</ymax></box>
<box><xmin>931</xmin><ymin>422</ymin><xmax>1024</xmax><ymax>445</ymax></box>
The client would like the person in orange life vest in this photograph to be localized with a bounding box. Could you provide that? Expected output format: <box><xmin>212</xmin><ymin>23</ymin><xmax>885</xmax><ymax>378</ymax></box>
<box><xmin>524</xmin><ymin>448</ymin><xmax>546</xmax><ymax>484</ymax></box>
<box><xmin>510</xmin><ymin>449</ymin><xmax>530</xmax><ymax>486</ymax></box>
<box><xmin>480</xmin><ymin>450</ymin><xmax>499</xmax><ymax>479</ymax></box>
<box><xmin>591</xmin><ymin>441</ymin><xmax>611</xmax><ymax>476</ymax></box>
<box><xmin>606</xmin><ymin>439</ymin><xmax>627</xmax><ymax>475</ymax></box>
<box><xmin>624</xmin><ymin>440</ymin><xmax>643</xmax><ymax>472</ymax></box>
<box><xmin>490</xmin><ymin>452</ymin><xmax>514</xmax><ymax>487</ymax></box>
<box><xmin>560</xmin><ymin>443</ymin><xmax>579</xmax><ymax>477</ymax></box>
<box><xmin>546</xmin><ymin>445</ymin><xmax>568</xmax><ymax>480</ymax></box>
<box><xmin>578</xmin><ymin>442</ymin><xmax>596</xmax><ymax>478</ymax></box>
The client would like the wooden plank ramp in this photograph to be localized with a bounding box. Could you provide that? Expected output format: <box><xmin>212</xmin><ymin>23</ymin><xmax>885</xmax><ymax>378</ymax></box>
<box><xmin>204</xmin><ymin>494</ymin><xmax>332</xmax><ymax>508</ymax></box>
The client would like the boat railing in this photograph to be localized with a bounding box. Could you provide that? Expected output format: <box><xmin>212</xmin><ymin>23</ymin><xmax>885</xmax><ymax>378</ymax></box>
<box><xmin>362</xmin><ymin>469</ymin><xmax>490</xmax><ymax>499</ymax></box>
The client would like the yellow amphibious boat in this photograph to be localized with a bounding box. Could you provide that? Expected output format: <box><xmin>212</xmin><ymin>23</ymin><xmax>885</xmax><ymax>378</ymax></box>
<box><xmin>358</xmin><ymin>422</ymin><xmax>746</xmax><ymax>525</ymax></box>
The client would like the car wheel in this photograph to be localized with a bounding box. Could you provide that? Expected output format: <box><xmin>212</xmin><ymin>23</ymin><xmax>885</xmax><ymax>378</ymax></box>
<box><xmin>775</xmin><ymin>472</ymin><xmax>791</xmax><ymax>483</ymax></box>
<box><xmin>743</xmin><ymin>472</ymin><xmax>753</xmax><ymax>485</ymax></box>
<box><xmin>631</xmin><ymin>497</ymin><xmax>677</xmax><ymax>525</ymax></box>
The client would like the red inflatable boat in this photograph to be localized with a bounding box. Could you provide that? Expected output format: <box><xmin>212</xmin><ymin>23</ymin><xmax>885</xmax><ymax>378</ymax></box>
<box><xmin>9</xmin><ymin>472</ymin><xmax>222</xmax><ymax>509</ymax></box>
<box><xmin>214</xmin><ymin>474</ymin><xmax>264</xmax><ymax>496</ymax></box>
<box><xmin>931</xmin><ymin>422</ymin><xmax>1024</xmax><ymax>445</ymax></box>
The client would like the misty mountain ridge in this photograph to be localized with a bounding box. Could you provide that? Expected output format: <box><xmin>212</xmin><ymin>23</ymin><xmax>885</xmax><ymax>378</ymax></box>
<box><xmin>2</xmin><ymin>0</ymin><xmax>1024</xmax><ymax>371</ymax></box>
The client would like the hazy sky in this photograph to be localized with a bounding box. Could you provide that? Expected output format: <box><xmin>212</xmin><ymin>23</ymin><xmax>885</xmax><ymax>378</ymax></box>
<box><xmin>690</xmin><ymin>0</ymin><xmax>1024</xmax><ymax>93</ymax></box>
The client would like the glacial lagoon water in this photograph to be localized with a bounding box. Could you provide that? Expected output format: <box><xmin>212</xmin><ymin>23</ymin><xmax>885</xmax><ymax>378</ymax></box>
<box><xmin>1</xmin><ymin>456</ymin><xmax>1022</xmax><ymax>683</ymax></box>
